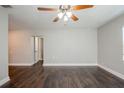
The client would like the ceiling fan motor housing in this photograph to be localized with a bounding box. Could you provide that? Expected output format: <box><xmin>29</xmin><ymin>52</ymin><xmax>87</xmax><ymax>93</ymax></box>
<box><xmin>59</xmin><ymin>5</ymin><xmax>71</xmax><ymax>12</ymax></box>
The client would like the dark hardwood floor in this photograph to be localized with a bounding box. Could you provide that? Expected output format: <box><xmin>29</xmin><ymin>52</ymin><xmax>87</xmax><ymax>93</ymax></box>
<box><xmin>1</xmin><ymin>62</ymin><xmax>124</xmax><ymax>88</ymax></box>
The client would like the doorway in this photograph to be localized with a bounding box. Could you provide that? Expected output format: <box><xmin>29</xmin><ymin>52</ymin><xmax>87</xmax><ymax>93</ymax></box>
<box><xmin>33</xmin><ymin>36</ymin><xmax>44</xmax><ymax>65</ymax></box>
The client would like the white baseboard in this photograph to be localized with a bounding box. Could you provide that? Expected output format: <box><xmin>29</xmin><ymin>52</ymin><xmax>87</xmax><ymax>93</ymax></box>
<box><xmin>0</xmin><ymin>76</ymin><xmax>10</xmax><ymax>86</ymax></box>
<box><xmin>9</xmin><ymin>63</ymin><xmax>34</xmax><ymax>66</ymax></box>
<box><xmin>43</xmin><ymin>63</ymin><xmax>97</xmax><ymax>66</ymax></box>
<box><xmin>98</xmin><ymin>64</ymin><xmax>124</xmax><ymax>80</ymax></box>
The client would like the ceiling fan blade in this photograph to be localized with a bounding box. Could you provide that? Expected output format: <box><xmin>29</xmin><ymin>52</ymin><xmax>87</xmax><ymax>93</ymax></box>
<box><xmin>71</xmin><ymin>5</ymin><xmax>94</xmax><ymax>10</ymax></box>
<box><xmin>71</xmin><ymin>14</ymin><xmax>79</xmax><ymax>21</ymax></box>
<box><xmin>37</xmin><ymin>7</ymin><xmax>57</xmax><ymax>11</ymax></box>
<box><xmin>53</xmin><ymin>17</ymin><xmax>59</xmax><ymax>22</ymax></box>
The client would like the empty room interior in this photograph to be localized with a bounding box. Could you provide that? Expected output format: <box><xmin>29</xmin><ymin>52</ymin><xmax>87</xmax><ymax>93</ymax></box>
<box><xmin>1</xmin><ymin>5</ymin><xmax>124</xmax><ymax>88</ymax></box>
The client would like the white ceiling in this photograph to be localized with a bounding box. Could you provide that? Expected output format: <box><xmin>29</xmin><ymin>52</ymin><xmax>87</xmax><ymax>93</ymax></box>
<box><xmin>6</xmin><ymin>5</ymin><xmax>124</xmax><ymax>30</ymax></box>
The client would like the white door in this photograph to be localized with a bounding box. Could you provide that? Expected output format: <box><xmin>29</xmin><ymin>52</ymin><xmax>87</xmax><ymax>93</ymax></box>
<box><xmin>34</xmin><ymin>37</ymin><xmax>39</xmax><ymax>63</ymax></box>
<box><xmin>38</xmin><ymin>38</ymin><xmax>43</xmax><ymax>60</ymax></box>
<box><xmin>34</xmin><ymin>37</ymin><xmax>43</xmax><ymax>63</ymax></box>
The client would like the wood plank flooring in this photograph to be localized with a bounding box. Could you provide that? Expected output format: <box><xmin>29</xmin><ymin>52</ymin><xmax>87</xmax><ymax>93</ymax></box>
<box><xmin>1</xmin><ymin>63</ymin><xmax>124</xmax><ymax>88</ymax></box>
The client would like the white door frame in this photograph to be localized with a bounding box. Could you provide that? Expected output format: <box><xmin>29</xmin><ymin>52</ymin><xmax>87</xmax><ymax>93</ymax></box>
<box><xmin>32</xmin><ymin>36</ymin><xmax>44</xmax><ymax>64</ymax></box>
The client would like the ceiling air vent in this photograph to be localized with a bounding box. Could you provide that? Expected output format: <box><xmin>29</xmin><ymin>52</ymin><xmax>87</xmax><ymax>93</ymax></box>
<box><xmin>1</xmin><ymin>5</ymin><xmax>12</xmax><ymax>8</ymax></box>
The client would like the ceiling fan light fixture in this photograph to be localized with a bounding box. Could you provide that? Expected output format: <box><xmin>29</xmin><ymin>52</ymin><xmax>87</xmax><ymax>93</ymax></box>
<box><xmin>66</xmin><ymin>11</ymin><xmax>72</xmax><ymax>18</ymax></box>
<box><xmin>58</xmin><ymin>12</ymin><xmax>64</xmax><ymax>19</ymax></box>
<box><xmin>64</xmin><ymin>15</ymin><xmax>68</xmax><ymax>22</ymax></box>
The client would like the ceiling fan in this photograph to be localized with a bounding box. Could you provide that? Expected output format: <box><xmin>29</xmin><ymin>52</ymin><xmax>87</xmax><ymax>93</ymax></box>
<box><xmin>37</xmin><ymin>5</ymin><xmax>94</xmax><ymax>22</ymax></box>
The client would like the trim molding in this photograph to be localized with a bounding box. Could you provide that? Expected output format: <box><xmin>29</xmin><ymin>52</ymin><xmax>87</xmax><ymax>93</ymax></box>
<box><xmin>98</xmin><ymin>64</ymin><xmax>124</xmax><ymax>80</ymax></box>
<box><xmin>43</xmin><ymin>63</ymin><xmax>97</xmax><ymax>66</ymax></box>
<box><xmin>0</xmin><ymin>76</ymin><xmax>10</xmax><ymax>86</ymax></box>
<box><xmin>9</xmin><ymin>63</ymin><xmax>34</xmax><ymax>66</ymax></box>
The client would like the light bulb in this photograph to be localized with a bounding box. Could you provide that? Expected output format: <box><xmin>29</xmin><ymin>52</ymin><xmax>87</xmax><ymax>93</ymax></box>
<box><xmin>66</xmin><ymin>11</ymin><xmax>72</xmax><ymax>17</ymax></box>
<box><xmin>58</xmin><ymin>12</ymin><xmax>64</xmax><ymax>19</ymax></box>
<box><xmin>64</xmin><ymin>15</ymin><xmax>68</xmax><ymax>22</ymax></box>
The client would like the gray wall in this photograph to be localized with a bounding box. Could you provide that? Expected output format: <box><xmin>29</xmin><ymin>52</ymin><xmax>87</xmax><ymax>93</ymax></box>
<box><xmin>0</xmin><ymin>7</ymin><xmax>9</xmax><ymax>83</ymax></box>
<box><xmin>9</xmin><ymin>28</ymin><xmax>97</xmax><ymax>66</ymax></box>
<box><xmin>9</xmin><ymin>30</ymin><xmax>35</xmax><ymax>66</ymax></box>
<box><xmin>98</xmin><ymin>13</ymin><xmax>124</xmax><ymax>75</ymax></box>
<box><xmin>36</xmin><ymin>28</ymin><xmax>97</xmax><ymax>66</ymax></box>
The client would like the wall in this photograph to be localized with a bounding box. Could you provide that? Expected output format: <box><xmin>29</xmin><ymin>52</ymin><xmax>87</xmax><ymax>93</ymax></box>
<box><xmin>0</xmin><ymin>7</ymin><xmax>9</xmax><ymax>86</ymax></box>
<box><xmin>9</xmin><ymin>30</ymin><xmax>35</xmax><ymax>66</ymax></box>
<box><xmin>36</xmin><ymin>28</ymin><xmax>97</xmax><ymax>66</ymax></box>
<box><xmin>98</xmin><ymin>13</ymin><xmax>124</xmax><ymax>77</ymax></box>
<box><xmin>9</xmin><ymin>28</ymin><xmax>97</xmax><ymax>66</ymax></box>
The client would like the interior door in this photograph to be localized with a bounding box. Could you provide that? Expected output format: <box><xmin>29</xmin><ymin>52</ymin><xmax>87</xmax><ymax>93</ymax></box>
<box><xmin>34</xmin><ymin>37</ymin><xmax>39</xmax><ymax>63</ymax></box>
<box><xmin>34</xmin><ymin>37</ymin><xmax>43</xmax><ymax>63</ymax></box>
<box><xmin>38</xmin><ymin>38</ymin><xmax>43</xmax><ymax>61</ymax></box>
